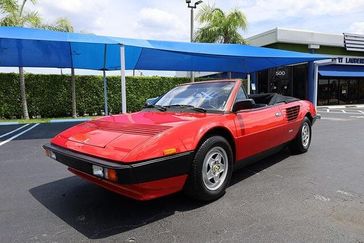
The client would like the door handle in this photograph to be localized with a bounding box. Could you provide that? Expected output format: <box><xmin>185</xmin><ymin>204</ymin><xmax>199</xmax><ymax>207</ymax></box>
<box><xmin>275</xmin><ymin>112</ymin><xmax>282</xmax><ymax>117</ymax></box>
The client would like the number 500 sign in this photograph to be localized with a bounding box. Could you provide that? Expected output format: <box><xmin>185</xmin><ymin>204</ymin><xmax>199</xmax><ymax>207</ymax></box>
<box><xmin>275</xmin><ymin>70</ymin><xmax>286</xmax><ymax>76</ymax></box>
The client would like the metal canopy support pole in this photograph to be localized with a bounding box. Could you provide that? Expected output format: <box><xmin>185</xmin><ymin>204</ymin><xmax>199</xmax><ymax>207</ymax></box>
<box><xmin>69</xmin><ymin>42</ymin><xmax>77</xmax><ymax>118</ymax></box>
<box><xmin>103</xmin><ymin>70</ymin><xmax>108</xmax><ymax>115</ymax></box>
<box><xmin>103</xmin><ymin>44</ymin><xmax>108</xmax><ymax>116</ymax></box>
<box><xmin>251</xmin><ymin>72</ymin><xmax>257</xmax><ymax>94</ymax></box>
<box><xmin>247</xmin><ymin>73</ymin><xmax>251</xmax><ymax>95</ymax></box>
<box><xmin>71</xmin><ymin>68</ymin><xmax>77</xmax><ymax>118</ymax></box>
<box><xmin>120</xmin><ymin>44</ymin><xmax>127</xmax><ymax>113</ymax></box>
<box><xmin>190</xmin><ymin>7</ymin><xmax>195</xmax><ymax>82</ymax></box>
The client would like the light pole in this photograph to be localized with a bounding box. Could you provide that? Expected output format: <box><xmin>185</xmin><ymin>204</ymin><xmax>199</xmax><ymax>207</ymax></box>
<box><xmin>186</xmin><ymin>0</ymin><xmax>203</xmax><ymax>82</ymax></box>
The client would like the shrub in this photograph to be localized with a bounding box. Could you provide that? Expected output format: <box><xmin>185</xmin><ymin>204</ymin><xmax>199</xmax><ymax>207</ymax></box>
<box><xmin>0</xmin><ymin>73</ymin><xmax>191</xmax><ymax>119</ymax></box>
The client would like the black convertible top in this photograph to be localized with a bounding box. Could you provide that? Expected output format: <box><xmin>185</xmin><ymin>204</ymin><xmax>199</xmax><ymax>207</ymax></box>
<box><xmin>248</xmin><ymin>93</ymin><xmax>300</xmax><ymax>106</ymax></box>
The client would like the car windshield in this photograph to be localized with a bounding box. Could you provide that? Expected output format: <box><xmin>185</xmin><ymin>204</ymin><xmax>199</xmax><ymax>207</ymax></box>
<box><xmin>155</xmin><ymin>81</ymin><xmax>235</xmax><ymax>111</ymax></box>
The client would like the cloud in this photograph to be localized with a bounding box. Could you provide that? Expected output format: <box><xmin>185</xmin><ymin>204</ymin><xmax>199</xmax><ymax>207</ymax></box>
<box><xmin>241</xmin><ymin>0</ymin><xmax>364</xmax><ymax>24</ymax></box>
<box><xmin>135</xmin><ymin>8</ymin><xmax>189</xmax><ymax>40</ymax></box>
<box><xmin>35</xmin><ymin>0</ymin><xmax>110</xmax><ymax>33</ymax></box>
<box><xmin>349</xmin><ymin>22</ymin><xmax>364</xmax><ymax>34</ymax></box>
<box><xmin>4</xmin><ymin>0</ymin><xmax>364</xmax><ymax>76</ymax></box>
<box><xmin>23</xmin><ymin>0</ymin><xmax>364</xmax><ymax>41</ymax></box>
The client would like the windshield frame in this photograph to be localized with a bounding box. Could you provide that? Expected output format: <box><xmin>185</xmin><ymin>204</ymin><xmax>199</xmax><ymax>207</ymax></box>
<box><xmin>149</xmin><ymin>80</ymin><xmax>237</xmax><ymax>113</ymax></box>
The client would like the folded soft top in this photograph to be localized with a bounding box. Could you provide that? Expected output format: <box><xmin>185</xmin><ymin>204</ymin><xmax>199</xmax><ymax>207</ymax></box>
<box><xmin>248</xmin><ymin>93</ymin><xmax>300</xmax><ymax>106</ymax></box>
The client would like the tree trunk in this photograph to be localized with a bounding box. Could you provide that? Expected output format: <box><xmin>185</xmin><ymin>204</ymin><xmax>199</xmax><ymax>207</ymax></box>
<box><xmin>19</xmin><ymin>67</ymin><xmax>29</xmax><ymax>120</ymax></box>
<box><xmin>71</xmin><ymin>68</ymin><xmax>77</xmax><ymax>118</ymax></box>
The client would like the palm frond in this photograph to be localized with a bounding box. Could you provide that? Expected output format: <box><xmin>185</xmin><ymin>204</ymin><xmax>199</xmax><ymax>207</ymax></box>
<box><xmin>227</xmin><ymin>9</ymin><xmax>247</xmax><ymax>30</ymax></box>
<box><xmin>54</xmin><ymin>17</ymin><xmax>74</xmax><ymax>32</ymax></box>
<box><xmin>43</xmin><ymin>17</ymin><xmax>74</xmax><ymax>32</ymax></box>
<box><xmin>0</xmin><ymin>14</ymin><xmax>19</xmax><ymax>26</ymax></box>
<box><xmin>0</xmin><ymin>0</ymin><xmax>18</xmax><ymax>13</ymax></box>
<box><xmin>22</xmin><ymin>10</ymin><xmax>42</xmax><ymax>27</ymax></box>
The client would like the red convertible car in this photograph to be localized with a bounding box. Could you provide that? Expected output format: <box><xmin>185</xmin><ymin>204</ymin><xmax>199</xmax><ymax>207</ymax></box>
<box><xmin>43</xmin><ymin>79</ymin><xmax>318</xmax><ymax>201</ymax></box>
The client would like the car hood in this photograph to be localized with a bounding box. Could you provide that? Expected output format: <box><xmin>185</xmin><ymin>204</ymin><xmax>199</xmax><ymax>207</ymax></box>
<box><xmin>53</xmin><ymin>111</ymin><xmax>218</xmax><ymax>162</ymax></box>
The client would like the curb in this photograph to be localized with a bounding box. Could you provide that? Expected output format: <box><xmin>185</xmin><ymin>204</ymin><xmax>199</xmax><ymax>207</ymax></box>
<box><xmin>0</xmin><ymin>122</ymin><xmax>20</xmax><ymax>126</ymax></box>
<box><xmin>318</xmin><ymin>104</ymin><xmax>364</xmax><ymax>109</ymax></box>
<box><xmin>49</xmin><ymin>118</ymin><xmax>91</xmax><ymax>123</ymax></box>
<box><xmin>0</xmin><ymin>118</ymin><xmax>92</xmax><ymax>125</ymax></box>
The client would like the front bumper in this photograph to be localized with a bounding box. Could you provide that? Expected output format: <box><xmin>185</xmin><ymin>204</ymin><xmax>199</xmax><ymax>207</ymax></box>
<box><xmin>43</xmin><ymin>143</ymin><xmax>193</xmax><ymax>185</ymax></box>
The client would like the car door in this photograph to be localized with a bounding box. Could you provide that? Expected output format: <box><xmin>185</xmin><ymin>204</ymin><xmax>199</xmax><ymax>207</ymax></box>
<box><xmin>234</xmin><ymin>105</ymin><xmax>285</xmax><ymax>161</ymax></box>
<box><xmin>276</xmin><ymin>102</ymin><xmax>303</xmax><ymax>143</ymax></box>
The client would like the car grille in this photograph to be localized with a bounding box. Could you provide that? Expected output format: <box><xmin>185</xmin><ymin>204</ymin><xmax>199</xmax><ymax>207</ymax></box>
<box><xmin>91</xmin><ymin>121</ymin><xmax>172</xmax><ymax>136</ymax></box>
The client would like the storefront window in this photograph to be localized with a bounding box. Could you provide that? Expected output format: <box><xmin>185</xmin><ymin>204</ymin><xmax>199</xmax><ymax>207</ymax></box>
<box><xmin>358</xmin><ymin>78</ymin><xmax>364</xmax><ymax>104</ymax></box>
<box><xmin>347</xmin><ymin>79</ymin><xmax>359</xmax><ymax>104</ymax></box>
<box><xmin>318</xmin><ymin>79</ymin><xmax>329</xmax><ymax>105</ymax></box>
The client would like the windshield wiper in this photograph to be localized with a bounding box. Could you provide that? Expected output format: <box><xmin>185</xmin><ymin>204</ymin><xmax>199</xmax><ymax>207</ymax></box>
<box><xmin>144</xmin><ymin>104</ymin><xmax>167</xmax><ymax>111</ymax></box>
<box><xmin>165</xmin><ymin>104</ymin><xmax>207</xmax><ymax>113</ymax></box>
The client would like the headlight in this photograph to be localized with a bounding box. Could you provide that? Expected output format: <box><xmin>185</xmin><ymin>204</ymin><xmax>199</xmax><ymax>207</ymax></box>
<box><xmin>92</xmin><ymin>165</ymin><xmax>104</xmax><ymax>178</ymax></box>
<box><xmin>92</xmin><ymin>165</ymin><xmax>118</xmax><ymax>182</ymax></box>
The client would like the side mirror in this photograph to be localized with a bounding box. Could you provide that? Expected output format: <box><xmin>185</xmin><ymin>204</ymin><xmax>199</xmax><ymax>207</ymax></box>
<box><xmin>144</xmin><ymin>96</ymin><xmax>160</xmax><ymax>107</ymax></box>
<box><xmin>232</xmin><ymin>99</ymin><xmax>255</xmax><ymax>112</ymax></box>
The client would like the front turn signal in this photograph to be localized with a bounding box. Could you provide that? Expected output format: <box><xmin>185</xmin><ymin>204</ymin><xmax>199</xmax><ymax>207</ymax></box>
<box><xmin>105</xmin><ymin>168</ymin><xmax>118</xmax><ymax>182</ymax></box>
<box><xmin>163</xmin><ymin>148</ymin><xmax>177</xmax><ymax>156</ymax></box>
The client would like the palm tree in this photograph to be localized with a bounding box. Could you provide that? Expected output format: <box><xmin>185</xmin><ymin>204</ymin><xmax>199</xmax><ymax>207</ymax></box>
<box><xmin>194</xmin><ymin>4</ymin><xmax>247</xmax><ymax>79</ymax></box>
<box><xmin>0</xmin><ymin>0</ymin><xmax>42</xmax><ymax>119</ymax></box>
<box><xmin>194</xmin><ymin>4</ymin><xmax>247</xmax><ymax>44</ymax></box>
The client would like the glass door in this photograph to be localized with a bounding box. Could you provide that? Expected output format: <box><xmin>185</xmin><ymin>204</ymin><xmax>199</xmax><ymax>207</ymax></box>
<box><xmin>328</xmin><ymin>79</ymin><xmax>339</xmax><ymax>105</ymax></box>
<box><xmin>339</xmin><ymin>79</ymin><xmax>348</xmax><ymax>105</ymax></box>
<box><xmin>318</xmin><ymin>79</ymin><xmax>329</xmax><ymax>105</ymax></box>
<box><xmin>347</xmin><ymin>79</ymin><xmax>359</xmax><ymax>104</ymax></box>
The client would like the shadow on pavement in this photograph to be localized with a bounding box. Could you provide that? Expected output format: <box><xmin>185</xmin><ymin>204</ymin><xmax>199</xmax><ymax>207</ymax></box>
<box><xmin>30</xmin><ymin>176</ymin><xmax>206</xmax><ymax>239</ymax></box>
<box><xmin>230</xmin><ymin>147</ymin><xmax>291</xmax><ymax>186</ymax></box>
<box><xmin>30</xmin><ymin>148</ymin><xmax>291</xmax><ymax>239</ymax></box>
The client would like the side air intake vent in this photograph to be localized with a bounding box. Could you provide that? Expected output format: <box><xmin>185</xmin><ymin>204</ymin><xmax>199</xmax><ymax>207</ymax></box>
<box><xmin>285</xmin><ymin>106</ymin><xmax>300</xmax><ymax>122</ymax></box>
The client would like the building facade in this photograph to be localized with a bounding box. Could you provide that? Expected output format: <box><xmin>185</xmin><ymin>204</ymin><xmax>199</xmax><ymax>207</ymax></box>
<box><xmin>247</xmin><ymin>28</ymin><xmax>364</xmax><ymax>105</ymax></box>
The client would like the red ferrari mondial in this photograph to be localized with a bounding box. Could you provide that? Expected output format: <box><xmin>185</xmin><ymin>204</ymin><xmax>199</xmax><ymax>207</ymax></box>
<box><xmin>43</xmin><ymin>79</ymin><xmax>318</xmax><ymax>201</ymax></box>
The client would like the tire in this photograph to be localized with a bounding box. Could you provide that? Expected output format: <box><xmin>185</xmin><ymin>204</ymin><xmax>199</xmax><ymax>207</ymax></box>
<box><xmin>184</xmin><ymin>136</ymin><xmax>233</xmax><ymax>201</ymax></box>
<box><xmin>289</xmin><ymin>117</ymin><xmax>312</xmax><ymax>154</ymax></box>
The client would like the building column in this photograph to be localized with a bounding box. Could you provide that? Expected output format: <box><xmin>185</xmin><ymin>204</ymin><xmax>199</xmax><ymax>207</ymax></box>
<box><xmin>307</xmin><ymin>61</ymin><xmax>315</xmax><ymax>103</ymax></box>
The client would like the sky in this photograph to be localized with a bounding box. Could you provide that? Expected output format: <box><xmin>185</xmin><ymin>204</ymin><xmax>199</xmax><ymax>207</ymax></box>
<box><xmin>2</xmin><ymin>0</ymin><xmax>364</xmax><ymax>75</ymax></box>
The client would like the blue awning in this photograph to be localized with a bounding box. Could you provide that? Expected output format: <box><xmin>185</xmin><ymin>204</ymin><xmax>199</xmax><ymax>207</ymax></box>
<box><xmin>319</xmin><ymin>70</ymin><xmax>364</xmax><ymax>77</ymax></box>
<box><xmin>319</xmin><ymin>65</ymin><xmax>364</xmax><ymax>77</ymax></box>
<box><xmin>0</xmin><ymin>27</ymin><xmax>328</xmax><ymax>72</ymax></box>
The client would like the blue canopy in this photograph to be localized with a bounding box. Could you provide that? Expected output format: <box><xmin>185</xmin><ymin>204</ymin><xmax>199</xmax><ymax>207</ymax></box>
<box><xmin>0</xmin><ymin>27</ymin><xmax>329</xmax><ymax>113</ymax></box>
<box><xmin>0</xmin><ymin>27</ymin><xmax>328</xmax><ymax>72</ymax></box>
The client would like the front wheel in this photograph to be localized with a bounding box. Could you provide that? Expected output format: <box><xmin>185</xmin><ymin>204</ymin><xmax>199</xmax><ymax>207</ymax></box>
<box><xmin>289</xmin><ymin>117</ymin><xmax>312</xmax><ymax>154</ymax></box>
<box><xmin>184</xmin><ymin>136</ymin><xmax>233</xmax><ymax>201</ymax></box>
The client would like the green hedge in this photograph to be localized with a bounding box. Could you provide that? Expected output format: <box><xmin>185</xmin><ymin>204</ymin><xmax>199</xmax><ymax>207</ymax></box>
<box><xmin>0</xmin><ymin>73</ymin><xmax>191</xmax><ymax>119</ymax></box>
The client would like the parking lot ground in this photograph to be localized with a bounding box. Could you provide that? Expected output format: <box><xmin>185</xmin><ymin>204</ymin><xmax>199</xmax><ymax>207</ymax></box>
<box><xmin>0</xmin><ymin>113</ymin><xmax>363</xmax><ymax>242</ymax></box>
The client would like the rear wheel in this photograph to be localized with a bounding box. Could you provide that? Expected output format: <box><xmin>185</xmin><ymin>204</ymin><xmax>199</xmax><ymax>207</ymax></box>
<box><xmin>289</xmin><ymin>117</ymin><xmax>312</xmax><ymax>154</ymax></box>
<box><xmin>184</xmin><ymin>136</ymin><xmax>233</xmax><ymax>201</ymax></box>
